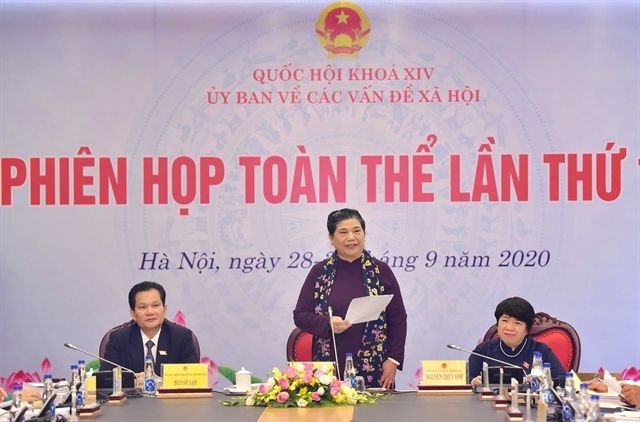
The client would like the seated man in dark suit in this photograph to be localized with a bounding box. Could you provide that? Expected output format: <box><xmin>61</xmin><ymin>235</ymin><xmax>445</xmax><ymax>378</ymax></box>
<box><xmin>100</xmin><ymin>281</ymin><xmax>200</xmax><ymax>382</ymax></box>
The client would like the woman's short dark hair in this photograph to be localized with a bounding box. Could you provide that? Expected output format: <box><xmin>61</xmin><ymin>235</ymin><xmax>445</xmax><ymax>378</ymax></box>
<box><xmin>326</xmin><ymin>208</ymin><xmax>366</xmax><ymax>235</ymax></box>
<box><xmin>128</xmin><ymin>281</ymin><xmax>166</xmax><ymax>310</ymax></box>
<box><xmin>494</xmin><ymin>296</ymin><xmax>535</xmax><ymax>331</ymax></box>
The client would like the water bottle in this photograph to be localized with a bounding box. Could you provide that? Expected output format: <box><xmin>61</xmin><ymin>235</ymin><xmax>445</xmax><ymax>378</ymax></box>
<box><xmin>586</xmin><ymin>394</ymin><xmax>604</xmax><ymax>422</ymax></box>
<box><xmin>143</xmin><ymin>352</ymin><xmax>156</xmax><ymax>397</ymax></box>
<box><xmin>10</xmin><ymin>385</ymin><xmax>23</xmax><ymax>413</ymax></box>
<box><xmin>77</xmin><ymin>359</ymin><xmax>86</xmax><ymax>407</ymax></box>
<box><xmin>43</xmin><ymin>374</ymin><xmax>55</xmax><ymax>419</ymax></box>
<box><xmin>575</xmin><ymin>382</ymin><xmax>590</xmax><ymax>421</ymax></box>
<box><xmin>343</xmin><ymin>353</ymin><xmax>356</xmax><ymax>387</ymax></box>
<box><xmin>70</xmin><ymin>364</ymin><xmax>79</xmax><ymax>416</ymax></box>
<box><xmin>539</xmin><ymin>363</ymin><xmax>556</xmax><ymax>417</ymax></box>
<box><xmin>563</xmin><ymin>371</ymin><xmax>574</xmax><ymax>400</ymax></box>
<box><xmin>541</xmin><ymin>362</ymin><xmax>553</xmax><ymax>394</ymax></box>
<box><xmin>562</xmin><ymin>371</ymin><xmax>577</xmax><ymax>422</ymax></box>
<box><xmin>529</xmin><ymin>351</ymin><xmax>544</xmax><ymax>392</ymax></box>
<box><xmin>43</xmin><ymin>373</ymin><xmax>54</xmax><ymax>401</ymax></box>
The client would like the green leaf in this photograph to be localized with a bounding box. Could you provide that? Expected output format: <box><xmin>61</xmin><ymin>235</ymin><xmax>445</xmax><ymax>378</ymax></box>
<box><xmin>86</xmin><ymin>359</ymin><xmax>101</xmax><ymax>372</ymax></box>
<box><xmin>218</xmin><ymin>366</ymin><xmax>237</xmax><ymax>384</ymax></box>
<box><xmin>220</xmin><ymin>398</ymin><xmax>245</xmax><ymax>406</ymax></box>
<box><xmin>217</xmin><ymin>366</ymin><xmax>264</xmax><ymax>384</ymax></box>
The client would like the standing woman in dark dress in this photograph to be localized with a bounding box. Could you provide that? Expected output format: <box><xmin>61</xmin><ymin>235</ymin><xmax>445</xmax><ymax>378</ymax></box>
<box><xmin>293</xmin><ymin>208</ymin><xmax>408</xmax><ymax>389</ymax></box>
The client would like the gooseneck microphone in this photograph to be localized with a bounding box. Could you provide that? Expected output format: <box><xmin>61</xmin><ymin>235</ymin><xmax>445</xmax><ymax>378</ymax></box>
<box><xmin>64</xmin><ymin>342</ymin><xmax>137</xmax><ymax>374</ymax></box>
<box><xmin>447</xmin><ymin>343</ymin><xmax>530</xmax><ymax>389</ymax></box>
<box><xmin>327</xmin><ymin>306</ymin><xmax>341</xmax><ymax>380</ymax></box>
<box><xmin>446</xmin><ymin>344</ymin><xmax>523</xmax><ymax>369</ymax></box>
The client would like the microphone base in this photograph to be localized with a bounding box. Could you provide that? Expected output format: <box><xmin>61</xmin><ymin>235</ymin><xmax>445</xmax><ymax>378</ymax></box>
<box><xmin>505</xmin><ymin>406</ymin><xmax>524</xmax><ymax>421</ymax></box>
<box><xmin>493</xmin><ymin>395</ymin><xmax>509</xmax><ymax>409</ymax></box>
<box><xmin>107</xmin><ymin>394</ymin><xmax>128</xmax><ymax>405</ymax></box>
<box><xmin>77</xmin><ymin>402</ymin><xmax>103</xmax><ymax>418</ymax></box>
<box><xmin>477</xmin><ymin>387</ymin><xmax>494</xmax><ymax>400</ymax></box>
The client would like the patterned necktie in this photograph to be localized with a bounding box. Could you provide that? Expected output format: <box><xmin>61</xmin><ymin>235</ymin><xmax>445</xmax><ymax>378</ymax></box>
<box><xmin>145</xmin><ymin>340</ymin><xmax>155</xmax><ymax>367</ymax></box>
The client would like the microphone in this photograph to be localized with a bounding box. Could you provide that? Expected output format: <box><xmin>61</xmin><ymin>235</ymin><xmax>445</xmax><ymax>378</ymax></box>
<box><xmin>446</xmin><ymin>344</ymin><xmax>522</xmax><ymax>369</ymax></box>
<box><xmin>64</xmin><ymin>343</ymin><xmax>137</xmax><ymax>374</ymax></box>
<box><xmin>327</xmin><ymin>306</ymin><xmax>341</xmax><ymax>381</ymax></box>
<box><xmin>447</xmin><ymin>344</ymin><xmax>529</xmax><ymax>388</ymax></box>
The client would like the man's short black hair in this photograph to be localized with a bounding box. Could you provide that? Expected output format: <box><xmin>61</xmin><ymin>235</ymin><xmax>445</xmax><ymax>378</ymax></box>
<box><xmin>494</xmin><ymin>296</ymin><xmax>535</xmax><ymax>331</ymax></box>
<box><xmin>128</xmin><ymin>281</ymin><xmax>166</xmax><ymax>310</ymax></box>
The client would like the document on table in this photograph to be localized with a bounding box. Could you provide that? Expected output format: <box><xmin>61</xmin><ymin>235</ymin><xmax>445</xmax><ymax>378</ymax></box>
<box><xmin>608</xmin><ymin>411</ymin><xmax>640</xmax><ymax>421</ymax></box>
<box><xmin>603</xmin><ymin>369</ymin><xmax>623</xmax><ymax>394</ymax></box>
<box><xmin>345</xmin><ymin>294</ymin><xmax>393</xmax><ymax>324</ymax></box>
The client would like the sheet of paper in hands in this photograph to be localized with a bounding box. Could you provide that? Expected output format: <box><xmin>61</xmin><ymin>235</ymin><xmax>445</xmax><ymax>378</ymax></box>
<box><xmin>602</xmin><ymin>369</ymin><xmax>622</xmax><ymax>394</ymax></box>
<box><xmin>344</xmin><ymin>294</ymin><xmax>394</xmax><ymax>324</ymax></box>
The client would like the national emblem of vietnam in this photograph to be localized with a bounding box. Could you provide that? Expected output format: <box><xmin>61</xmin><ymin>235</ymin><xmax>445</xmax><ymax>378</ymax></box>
<box><xmin>315</xmin><ymin>2</ymin><xmax>371</xmax><ymax>57</ymax></box>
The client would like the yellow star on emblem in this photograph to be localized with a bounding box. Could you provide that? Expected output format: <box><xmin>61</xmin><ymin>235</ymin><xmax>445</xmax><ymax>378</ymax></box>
<box><xmin>336</xmin><ymin>9</ymin><xmax>349</xmax><ymax>24</ymax></box>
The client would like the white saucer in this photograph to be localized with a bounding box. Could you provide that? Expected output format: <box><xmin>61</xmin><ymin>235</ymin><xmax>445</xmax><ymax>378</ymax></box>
<box><xmin>224</xmin><ymin>387</ymin><xmax>249</xmax><ymax>395</ymax></box>
<box><xmin>224</xmin><ymin>383</ymin><xmax>263</xmax><ymax>395</ymax></box>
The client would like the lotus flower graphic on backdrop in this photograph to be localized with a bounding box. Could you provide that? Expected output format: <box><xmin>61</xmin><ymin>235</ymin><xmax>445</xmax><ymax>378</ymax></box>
<box><xmin>597</xmin><ymin>366</ymin><xmax>640</xmax><ymax>382</ymax></box>
<box><xmin>174</xmin><ymin>309</ymin><xmax>219</xmax><ymax>387</ymax></box>
<box><xmin>201</xmin><ymin>357</ymin><xmax>219</xmax><ymax>387</ymax></box>
<box><xmin>40</xmin><ymin>358</ymin><xmax>52</xmax><ymax>375</ymax></box>
<box><xmin>621</xmin><ymin>367</ymin><xmax>640</xmax><ymax>381</ymax></box>
<box><xmin>1</xmin><ymin>369</ymin><xmax>41</xmax><ymax>392</ymax></box>
<box><xmin>409</xmin><ymin>366</ymin><xmax>422</xmax><ymax>389</ymax></box>
<box><xmin>173</xmin><ymin>310</ymin><xmax>187</xmax><ymax>326</ymax></box>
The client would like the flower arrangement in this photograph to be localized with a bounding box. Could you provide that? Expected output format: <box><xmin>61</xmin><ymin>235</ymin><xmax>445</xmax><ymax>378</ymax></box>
<box><xmin>223</xmin><ymin>362</ymin><xmax>378</xmax><ymax>408</ymax></box>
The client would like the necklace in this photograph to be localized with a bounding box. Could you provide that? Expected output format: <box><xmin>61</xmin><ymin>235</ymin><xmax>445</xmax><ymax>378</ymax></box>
<box><xmin>500</xmin><ymin>338</ymin><xmax>527</xmax><ymax>358</ymax></box>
